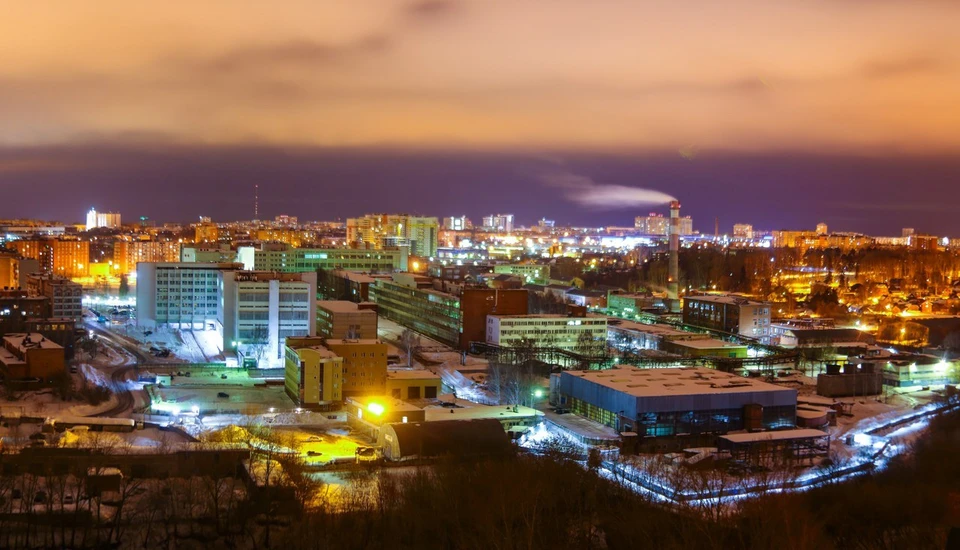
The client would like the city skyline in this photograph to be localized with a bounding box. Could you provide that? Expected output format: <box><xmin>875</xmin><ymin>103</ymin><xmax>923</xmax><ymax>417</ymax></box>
<box><xmin>3</xmin><ymin>2</ymin><xmax>959</xmax><ymax>235</ymax></box>
<box><xmin>1</xmin><ymin>144</ymin><xmax>958</xmax><ymax>236</ymax></box>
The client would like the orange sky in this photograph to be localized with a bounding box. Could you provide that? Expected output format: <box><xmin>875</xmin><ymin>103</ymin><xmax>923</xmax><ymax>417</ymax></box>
<box><xmin>1</xmin><ymin>0</ymin><xmax>958</xmax><ymax>153</ymax></box>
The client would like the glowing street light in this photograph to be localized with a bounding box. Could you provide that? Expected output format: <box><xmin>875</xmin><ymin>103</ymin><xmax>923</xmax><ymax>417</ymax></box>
<box><xmin>367</xmin><ymin>402</ymin><xmax>385</xmax><ymax>416</ymax></box>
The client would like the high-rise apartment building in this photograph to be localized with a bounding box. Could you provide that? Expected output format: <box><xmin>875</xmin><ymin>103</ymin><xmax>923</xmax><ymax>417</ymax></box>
<box><xmin>85</xmin><ymin>208</ymin><xmax>122</xmax><ymax>230</ymax></box>
<box><xmin>481</xmin><ymin>214</ymin><xmax>514</xmax><ymax>233</ymax></box>
<box><xmin>0</xmin><ymin>250</ymin><xmax>39</xmax><ymax>289</ymax></box>
<box><xmin>635</xmin><ymin>213</ymin><xmax>693</xmax><ymax>236</ymax></box>
<box><xmin>113</xmin><ymin>240</ymin><xmax>181</xmax><ymax>274</ymax></box>
<box><xmin>732</xmin><ymin>224</ymin><xmax>754</xmax><ymax>239</ymax></box>
<box><xmin>50</xmin><ymin>240</ymin><xmax>90</xmax><ymax>278</ymax></box>
<box><xmin>443</xmin><ymin>216</ymin><xmax>471</xmax><ymax>231</ymax></box>
<box><xmin>346</xmin><ymin>214</ymin><xmax>439</xmax><ymax>257</ymax></box>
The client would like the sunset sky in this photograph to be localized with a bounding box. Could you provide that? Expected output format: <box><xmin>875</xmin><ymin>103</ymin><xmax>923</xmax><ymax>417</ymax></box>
<box><xmin>1</xmin><ymin>1</ymin><xmax>958</xmax><ymax>232</ymax></box>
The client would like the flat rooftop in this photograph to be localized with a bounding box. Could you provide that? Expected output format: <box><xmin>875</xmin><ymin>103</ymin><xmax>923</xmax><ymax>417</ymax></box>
<box><xmin>720</xmin><ymin>428</ymin><xmax>829</xmax><ymax>444</ymax></box>
<box><xmin>304</xmin><ymin>345</ymin><xmax>340</xmax><ymax>359</ymax></box>
<box><xmin>332</xmin><ymin>270</ymin><xmax>378</xmax><ymax>283</ymax></box>
<box><xmin>611</xmin><ymin>320</ymin><xmax>706</xmax><ymax>339</ymax></box>
<box><xmin>387</xmin><ymin>369</ymin><xmax>441</xmax><ymax>380</ymax></box>
<box><xmin>0</xmin><ymin>348</ymin><xmax>25</xmax><ymax>366</ymax></box>
<box><xmin>423</xmin><ymin>400</ymin><xmax>542</xmax><ymax>422</ymax></box>
<box><xmin>488</xmin><ymin>313</ymin><xmax>607</xmax><ymax>321</ymax></box>
<box><xmin>3</xmin><ymin>333</ymin><xmax>63</xmax><ymax>351</ymax></box>
<box><xmin>346</xmin><ymin>395</ymin><xmax>423</xmax><ymax>413</ymax></box>
<box><xmin>685</xmin><ymin>294</ymin><xmax>768</xmax><ymax>307</ymax></box>
<box><xmin>316</xmin><ymin>300</ymin><xmax>370</xmax><ymax>313</ymax></box>
<box><xmin>326</xmin><ymin>338</ymin><xmax>383</xmax><ymax>346</ymax></box>
<box><xmin>667</xmin><ymin>338</ymin><xmax>748</xmax><ymax>350</ymax></box>
<box><xmin>562</xmin><ymin>366</ymin><xmax>791</xmax><ymax>398</ymax></box>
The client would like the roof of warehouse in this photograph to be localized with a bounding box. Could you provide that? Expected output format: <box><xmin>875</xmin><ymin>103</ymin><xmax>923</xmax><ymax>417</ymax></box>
<box><xmin>562</xmin><ymin>366</ymin><xmax>792</xmax><ymax>398</ymax></box>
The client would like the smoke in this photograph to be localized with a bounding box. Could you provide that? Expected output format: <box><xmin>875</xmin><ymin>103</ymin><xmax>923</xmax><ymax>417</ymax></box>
<box><xmin>538</xmin><ymin>167</ymin><xmax>676</xmax><ymax>209</ymax></box>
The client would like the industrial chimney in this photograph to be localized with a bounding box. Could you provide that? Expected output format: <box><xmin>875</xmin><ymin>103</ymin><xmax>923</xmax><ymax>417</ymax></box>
<box><xmin>668</xmin><ymin>200</ymin><xmax>680</xmax><ymax>312</ymax></box>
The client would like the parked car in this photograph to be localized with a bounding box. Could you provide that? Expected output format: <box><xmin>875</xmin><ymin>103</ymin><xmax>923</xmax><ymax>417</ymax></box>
<box><xmin>217</xmin><ymin>392</ymin><xmax>229</xmax><ymax>399</ymax></box>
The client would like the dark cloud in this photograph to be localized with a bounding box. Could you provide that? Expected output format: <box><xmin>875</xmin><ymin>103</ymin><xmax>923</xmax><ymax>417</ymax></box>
<box><xmin>1</xmin><ymin>144</ymin><xmax>958</xmax><ymax>237</ymax></box>
<box><xmin>204</xmin><ymin>34</ymin><xmax>392</xmax><ymax>73</ymax></box>
<box><xmin>862</xmin><ymin>54</ymin><xmax>947</xmax><ymax>79</ymax></box>
<box><xmin>406</xmin><ymin>0</ymin><xmax>459</xmax><ymax>18</ymax></box>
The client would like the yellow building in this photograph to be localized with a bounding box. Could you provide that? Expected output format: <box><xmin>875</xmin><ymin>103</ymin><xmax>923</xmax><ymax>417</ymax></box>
<box><xmin>255</xmin><ymin>229</ymin><xmax>305</xmax><ymax>248</ymax></box>
<box><xmin>194</xmin><ymin>222</ymin><xmax>219</xmax><ymax>244</ymax></box>
<box><xmin>51</xmin><ymin>240</ymin><xmax>90</xmax><ymax>279</ymax></box>
<box><xmin>346</xmin><ymin>214</ymin><xmax>439</xmax><ymax>257</ymax></box>
<box><xmin>386</xmin><ymin>369</ymin><xmax>442</xmax><ymax>400</ymax></box>
<box><xmin>325</xmin><ymin>338</ymin><xmax>388</xmax><ymax>397</ymax></box>
<box><xmin>316</xmin><ymin>301</ymin><xmax>378</xmax><ymax>339</ymax></box>
<box><xmin>0</xmin><ymin>333</ymin><xmax>65</xmax><ymax>381</ymax></box>
<box><xmin>283</xmin><ymin>340</ymin><xmax>343</xmax><ymax>408</ymax></box>
<box><xmin>114</xmin><ymin>240</ymin><xmax>181</xmax><ymax>274</ymax></box>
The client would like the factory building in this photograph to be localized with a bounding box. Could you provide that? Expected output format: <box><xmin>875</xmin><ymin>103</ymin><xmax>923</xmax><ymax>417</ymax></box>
<box><xmin>485</xmin><ymin>314</ymin><xmax>607</xmax><ymax>352</ymax></box>
<box><xmin>682</xmin><ymin>294</ymin><xmax>772</xmax><ymax>340</ymax></box>
<box><xmin>554</xmin><ymin>366</ymin><xmax>796</xmax><ymax>437</ymax></box>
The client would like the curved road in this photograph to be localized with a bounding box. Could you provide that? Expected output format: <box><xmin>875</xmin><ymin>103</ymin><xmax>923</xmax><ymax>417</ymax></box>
<box><xmin>83</xmin><ymin>321</ymin><xmax>147</xmax><ymax>417</ymax></box>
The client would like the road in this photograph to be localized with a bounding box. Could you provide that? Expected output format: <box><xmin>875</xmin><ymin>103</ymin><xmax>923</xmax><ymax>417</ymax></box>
<box><xmin>84</xmin><ymin>320</ymin><xmax>148</xmax><ymax>417</ymax></box>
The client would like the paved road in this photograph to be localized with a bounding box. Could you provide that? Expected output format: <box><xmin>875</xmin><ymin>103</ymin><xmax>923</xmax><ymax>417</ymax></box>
<box><xmin>84</xmin><ymin>321</ymin><xmax>147</xmax><ymax>417</ymax></box>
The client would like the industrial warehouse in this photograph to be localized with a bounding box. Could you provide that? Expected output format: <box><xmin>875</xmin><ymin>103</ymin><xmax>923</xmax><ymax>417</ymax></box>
<box><xmin>552</xmin><ymin>366</ymin><xmax>797</xmax><ymax>437</ymax></box>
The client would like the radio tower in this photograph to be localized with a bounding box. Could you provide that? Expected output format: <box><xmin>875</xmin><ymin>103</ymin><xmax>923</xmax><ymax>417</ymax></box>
<box><xmin>254</xmin><ymin>184</ymin><xmax>259</xmax><ymax>220</ymax></box>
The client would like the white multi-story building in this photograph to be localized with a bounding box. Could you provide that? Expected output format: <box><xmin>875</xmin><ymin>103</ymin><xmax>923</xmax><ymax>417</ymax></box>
<box><xmin>481</xmin><ymin>214</ymin><xmax>514</xmax><ymax>233</ymax></box>
<box><xmin>85</xmin><ymin>208</ymin><xmax>122</xmax><ymax>230</ymax></box>
<box><xmin>443</xmin><ymin>216</ymin><xmax>471</xmax><ymax>231</ymax></box>
<box><xmin>225</xmin><ymin>271</ymin><xmax>317</xmax><ymax>367</ymax></box>
<box><xmin>635</xmin><ymin>213</ymin><xmax>693</xmax><ymax>236</ymax></box>
<box><xmin>136</xmin><ymin>262</ymin><xmax>243</xmax><ymax>335</ymax></box>
<box><xmin>486</xmin><ymin>314</ymin><xmax>608</xmax><ymax>352</ymax></box>
<box><xmin>732</xmin><ymin>224</ymin><xmax>754</xmax><ymax>239</ymax></box>
<box><xmin>682</xmin><ymin>294</ymin><xmax>772</xmax><ymax>340</ymax></box>
<box><xmin>136</xmin><ymin>263</ymin><xmax>316</xmax><ymax>365</ymax></box>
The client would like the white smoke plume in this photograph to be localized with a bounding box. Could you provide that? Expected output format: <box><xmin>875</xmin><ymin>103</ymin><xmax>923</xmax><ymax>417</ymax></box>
<box><xmin>538</xmin><ymin>168</ymin><xmax>676</xmax><ymax>209</ymax></box>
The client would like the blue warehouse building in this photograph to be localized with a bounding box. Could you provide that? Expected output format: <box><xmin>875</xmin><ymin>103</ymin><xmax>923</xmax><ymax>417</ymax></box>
<box><xmin>555</xmin><ymin>366</ymin><xmax>797</xmax><ymax>437</ymax></box>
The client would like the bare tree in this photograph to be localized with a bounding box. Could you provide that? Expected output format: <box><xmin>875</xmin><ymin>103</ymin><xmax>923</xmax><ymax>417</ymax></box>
<box><xmin>400</xmin><ymin>328</ymin><xmax>421</xmax><ymax>367</ymax></box>
<box><xmin>247</xmin><ymin>325</ymin><xmax>270</xmax><ymax>367</ymax></box>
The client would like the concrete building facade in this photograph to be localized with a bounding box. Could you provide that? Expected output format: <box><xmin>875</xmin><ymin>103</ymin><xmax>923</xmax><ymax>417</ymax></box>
<box><xmin>555</xmin><ymin>366</ymin><xmax>796</xmax><ymax>436</ymax></box>
<box><xmin>316</xmin><ymin>301</ymin><xmax>378</xmax><ymax>339</ymax></box>
<box><xmin>284</xmin><ymin>340</ymin><xmax>343</xmax><ymax>408</ymax></box>
<box><xmin>225</xmin><ymin>271</ymin><xmax>317</xmax><ymax>367</ymax></box>
<box><xmin>346</xmin><ymin>214</ymin><xmax>439</xmax><ymax>258</ymax></box>
<box><xmin>485</xmin><ymin>314</ymin><xmax>608</xmax><ymax>352</ymax></box>
<box><xmin>26</xmin><ymin>274</ymin><xmax>82</xmax><ymax>321</ymax></box>
<box><xmin>325</xmin><ymin>338</ymin><xmax>389</xmax><ymax>396</ymax></box>
<box><xmin>241</xmin><ymin>244</ymin><xmax>406</xmax><ymax>273</ymax></box>
<box><xmin>682</xmin><ymin>294</ymin><xmax>772</xmax><ymax>340</ymax></box>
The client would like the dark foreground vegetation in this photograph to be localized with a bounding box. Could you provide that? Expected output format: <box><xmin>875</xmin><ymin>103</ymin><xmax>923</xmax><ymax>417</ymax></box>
<box><xmin>4</xmin><ymin>409</ymin><xmax>960</xmax><ymax>549</ymax></box>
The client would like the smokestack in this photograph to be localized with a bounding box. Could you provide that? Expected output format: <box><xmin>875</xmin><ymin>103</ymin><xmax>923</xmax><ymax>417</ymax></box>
<box><xmin>668</xmin><ymin>200</ymin><xmax>680</xmax><ymax>311</ymax></box>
